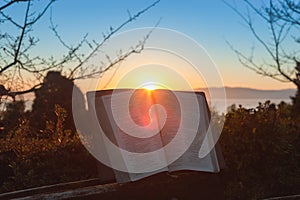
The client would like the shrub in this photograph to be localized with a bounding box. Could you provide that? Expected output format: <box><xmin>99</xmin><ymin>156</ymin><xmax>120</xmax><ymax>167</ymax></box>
<box><xmin>220</xmin><ymin>101</ymin><xmax>300</xmax><ymax>199</ymax></box>
<box><xmin>0</xmin><ymin>105</ymin><xmax>97</xmax><ymax>193</ymax></box>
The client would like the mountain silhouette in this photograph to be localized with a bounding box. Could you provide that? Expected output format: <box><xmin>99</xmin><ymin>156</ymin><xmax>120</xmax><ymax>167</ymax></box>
<box><xmin>196</xmin><ymin>87</ymin><xmax>296</xmax><ymax>99</ymax></box>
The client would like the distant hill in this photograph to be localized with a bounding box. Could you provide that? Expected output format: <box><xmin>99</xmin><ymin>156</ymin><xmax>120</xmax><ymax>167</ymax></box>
<box><xmin>196</xmin><ymin>87</ymin><xmax>296</xmax><ymax>99</ymax></box>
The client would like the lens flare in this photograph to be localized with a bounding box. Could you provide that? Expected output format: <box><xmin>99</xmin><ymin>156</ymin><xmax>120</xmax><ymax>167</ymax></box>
<box><xmin>142</xmin><ymin>82</ymin><xmax>158</xmax><ymax>91</ymax></box>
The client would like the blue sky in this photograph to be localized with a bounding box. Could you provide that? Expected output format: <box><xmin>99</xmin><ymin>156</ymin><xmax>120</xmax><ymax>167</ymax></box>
<box><xmin>4</xmin><ymin>0</ymin><xmax>297</xmax><ymax>89</ymax></box>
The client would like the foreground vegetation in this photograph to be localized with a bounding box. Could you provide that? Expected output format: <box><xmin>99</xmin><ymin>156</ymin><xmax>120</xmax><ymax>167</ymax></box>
<box><xmin>220</xmin><ymin>101</ymin><xmax>300</xmax><ymax>199</ymax></box>
<box><xmin>0</xmin><ymin>105</ymin><xmax>97</xmax><ymax>193</ymax></box>
<box><xmin>0</xmin><ymin>99</ymin><xmax>299</xmax><ymax>199</ymax></box>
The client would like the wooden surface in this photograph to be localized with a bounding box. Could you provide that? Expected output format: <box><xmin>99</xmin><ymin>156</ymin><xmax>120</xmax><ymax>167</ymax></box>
<box><xmin>0</xmin><ymin>171</ymin><xmax>225</xmax><ymax>200</ymax></box>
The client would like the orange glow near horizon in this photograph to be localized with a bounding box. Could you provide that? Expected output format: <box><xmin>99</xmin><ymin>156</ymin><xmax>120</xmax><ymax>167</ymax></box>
<box><xmin>97</xmin><ymin>63</ymin><xmax>208</xmax><ymax>92</ymax></box>
<box><xmin>93</xmin><ymin>47</ymin><xmax>211</xmax><ymax>91</ymax></box>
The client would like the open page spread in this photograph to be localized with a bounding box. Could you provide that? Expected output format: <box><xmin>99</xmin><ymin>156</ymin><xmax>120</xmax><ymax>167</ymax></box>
<box><xmin>88</xmin><ymin>89</ymin><xmax>224</xmax><ymax>183</ymax></box>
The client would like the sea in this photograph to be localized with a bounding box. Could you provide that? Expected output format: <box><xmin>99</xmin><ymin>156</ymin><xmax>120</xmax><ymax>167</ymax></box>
<box><xmin>209</xmin><ymin>98</ymin><xmax>291</xmax><ymax>114</ymax></box>
<box><xmin>27</xmin><ymin>98</ymin><xmax>291</xmax><ymax>113</ymax></box>
<box><xmin>0</xmin><ymin>98</ymin><xmax>292</xmax><ymax>114</ymax></box>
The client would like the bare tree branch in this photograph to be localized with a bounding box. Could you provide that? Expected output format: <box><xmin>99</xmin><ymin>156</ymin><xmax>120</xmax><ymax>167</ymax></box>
<box><xmin>0</xmin><ymin>0</ymin><xmax>55</xmax><ymax>75</ymax></box>
<box><xmin>67</xmin><ymin>0</ymin><xmax>160</xmax><ymax>80</ymax></box>
<box><xmin>0</xmin><ymin>0</ymin><xmax>161</xmax><ymax>100</ymax></box>
<box><xmin>0</xmin><ymin>0</ymin><xmax>28</xmax><ymax>11</ymax></box>
<box><xmin>224</xmin><ymin>0</ymin><xmax>300</xmax><ymax>88</ymax></box>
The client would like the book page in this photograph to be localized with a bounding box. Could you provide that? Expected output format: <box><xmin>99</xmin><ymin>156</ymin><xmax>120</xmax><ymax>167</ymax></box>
<box><xmin>166</xmin><ymin>92</ymin><xmax>221</xmax><ymax>172</ymax></box>
<box><xmin>87</xmin><ymin>91</ymin><xmax>130</xmax><ymax>183</ymax></box>
<box><xmin>100</xmin><ymin>90</ymin><xmax>168</xmax><ymax>182</ymax></box>
<box><xmin>150</xmin><ymin>90</ymin><xmax>192</xmax><ymax>166</ymax></box>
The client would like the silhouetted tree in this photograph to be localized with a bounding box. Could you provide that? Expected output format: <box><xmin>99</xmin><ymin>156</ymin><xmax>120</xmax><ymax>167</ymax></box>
<box><xmin>0</xmin><ymin>100</ymin><xmax>25</xmax><ymax>135</ymax></box>
<box><xmin>291</xmin><ymin>89</ymin><xmax>300</xmax><ymax>118</ymax></box>
<box><xmin>30</xmin><ymin>71</ymin><xmax>79</xmax><ymax>132</ymax></box>
<box><xmin>0</xmin><ymin>0</ymin><xmax>160</xmax><ymax>136</ymax></box>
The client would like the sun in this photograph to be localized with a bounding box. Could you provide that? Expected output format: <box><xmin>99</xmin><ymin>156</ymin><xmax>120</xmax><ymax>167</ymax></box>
<box><xmin>142</xmin><ymin>82</ymin><xmax>158</xmax><ymax>91</ymax></box>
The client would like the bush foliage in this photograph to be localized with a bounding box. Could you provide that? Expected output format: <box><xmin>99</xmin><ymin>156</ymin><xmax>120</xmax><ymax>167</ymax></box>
<box><xmin>0</xmin><ymin>95</ymin><xmax>299</xmax><ymax>199</ymax></box>
<box><xmin>0</xmin><ymin>105</ymin><xmax>97</xmax><ymax>193</ymax></box>
<box><xmin>220</xmin><ymin>101</ymin><xmax>300</xmax><ymax>199</ymax></box>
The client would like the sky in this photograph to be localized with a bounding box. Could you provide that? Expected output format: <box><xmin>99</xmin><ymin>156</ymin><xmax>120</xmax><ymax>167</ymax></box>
<box><xmin>3</xmin><ymin>0</ymin><xmax>298</xmax><ymax>90</ymax></box>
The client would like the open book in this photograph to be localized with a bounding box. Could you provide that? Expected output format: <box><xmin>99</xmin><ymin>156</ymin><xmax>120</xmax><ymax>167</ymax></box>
<box><xmin>86</xmin><ymin>89</ymin><xmax>224</xmax><ymax>183</ymax></box>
